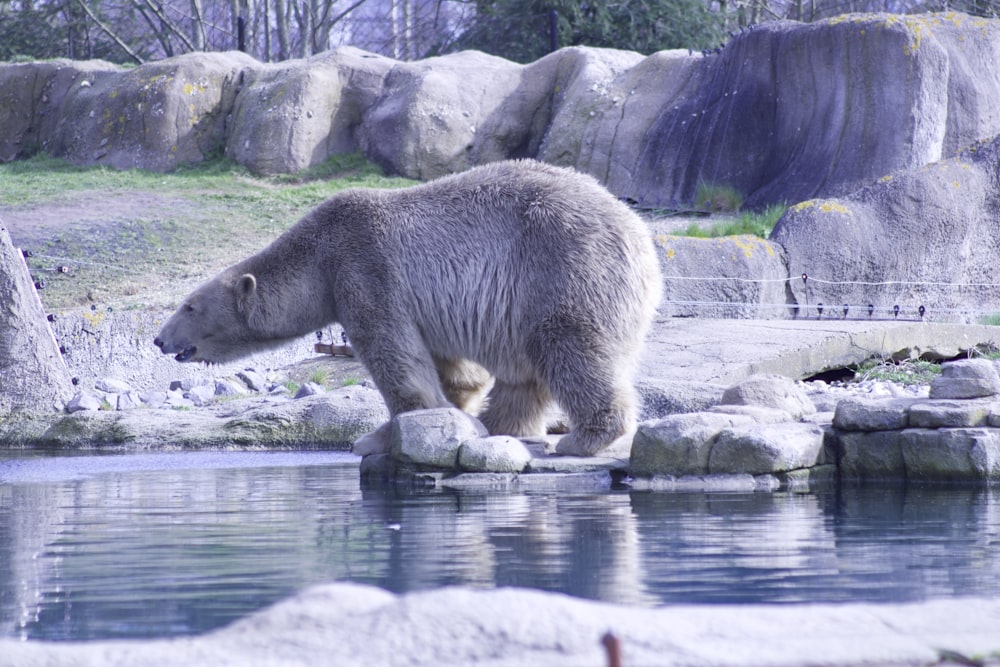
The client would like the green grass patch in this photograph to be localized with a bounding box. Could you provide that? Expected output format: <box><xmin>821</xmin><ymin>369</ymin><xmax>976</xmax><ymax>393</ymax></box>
<box><xmin>0</xmin><ymin>154</ymin><xmax>414</xmax><ymax>310</ymax></box>
<box><xmin>680</xmin><ymin>204</ymin><xmax>786</xmax><ymax>239</ymax></box>
<box><xmin>853</xmin><ymin>358</ymin><xmax>943</xmax><ymax>385</ymax></box>
<box><xmin>695</xmin><ymin>183</ymin><xmax>743</xmax><ymax>213</ymax></box>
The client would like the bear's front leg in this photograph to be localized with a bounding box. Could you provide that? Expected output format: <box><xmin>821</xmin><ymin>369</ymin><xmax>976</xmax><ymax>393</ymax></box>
<box><xmin>346</xmin><ymin>315</ymin><xmax>452</xmax><ymax>455</ymax></box>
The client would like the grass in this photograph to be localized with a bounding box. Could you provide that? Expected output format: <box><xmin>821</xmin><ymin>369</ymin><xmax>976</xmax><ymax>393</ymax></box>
<box><xmin>853</xmin><ymin>358</ymin><xmax>943</xmax><ymax>385</ymax></box>
<box><xmin>681</xmin><ymin>204</ymin><xmax>786</xmax><ymax>239</ymax></box>
<box><xmin>0</xmin><ymin>153</ymin><xmax>414</xmax><ymax>311</ymax></box>
<box><xmin>694</xmin><ymin>183</ymin><xmax>743</xmax><ymax>213</ymax></box>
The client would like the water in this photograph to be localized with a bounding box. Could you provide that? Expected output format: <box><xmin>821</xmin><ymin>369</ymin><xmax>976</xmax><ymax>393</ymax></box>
<box><xmin>2</xmin><ymin>450</ymin><xmax>1000</xmax><ymax>641</ymax></box>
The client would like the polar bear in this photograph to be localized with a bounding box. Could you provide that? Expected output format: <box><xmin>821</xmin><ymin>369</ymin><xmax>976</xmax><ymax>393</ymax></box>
<box><xmin>154</xmin><ymin>160</ymin><xmax>662</xmax><ymax>455</ymax></box>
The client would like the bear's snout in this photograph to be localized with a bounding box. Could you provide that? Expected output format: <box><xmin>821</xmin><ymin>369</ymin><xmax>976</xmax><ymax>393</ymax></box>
<box><xmin>154</xmin><ymin>335</ymin><xmax>198</xmax><ymax>363</ymax></box>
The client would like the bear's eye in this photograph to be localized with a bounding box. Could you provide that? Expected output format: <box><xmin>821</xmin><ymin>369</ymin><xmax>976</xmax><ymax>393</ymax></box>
<box><xmin>184</xmin><ymin>302</ymin><xmax>196</xmax><ymax>314</ymax></box>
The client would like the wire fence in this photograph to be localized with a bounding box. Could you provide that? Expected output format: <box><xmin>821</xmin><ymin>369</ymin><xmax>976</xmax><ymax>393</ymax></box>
<box><xmin>661</xmin><ymin>271</ymin><xmax>1000</xmax><ymax>323</ymax></box>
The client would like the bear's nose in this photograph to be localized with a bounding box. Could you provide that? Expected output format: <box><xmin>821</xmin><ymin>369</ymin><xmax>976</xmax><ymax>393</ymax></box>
<box><xmin>154</xmin><ymin>337</ymin><xmax>164</xmax><ymax>349</ymax></box>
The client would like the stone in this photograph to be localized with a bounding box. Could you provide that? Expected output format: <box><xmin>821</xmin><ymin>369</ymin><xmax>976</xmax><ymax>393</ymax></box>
<box><xmin>929</xmin><ymin>359</ymin><xmax>1000</xmax><ymax>399</ymax></box>
<box><xmin>707</xmin><ymin>405</ymin><xmax>795</xmax><ymax>423</ymax></box>
<box><xmin>636</xmin><ymin>379</ymin><xmax>725</xmax><ymax>420</ymax></box>
<box><xmin>390</xmin><ymin>408</ymin><xmax>489</xmax><ymax>469</ymax></box>
<box><xmin>66</xmin><ymin>391</ymin><xmax>103</xmax><ymax>413</ymax></box>
<box><xmin>833</xmin><ymin>397</ymin><xmax>918</xmax><ymax>432</ymax></box>
<box><xmin>139</xmin><ymin>391</ymin><xmax>167</xmax><ymax>409</ymax></box>
<box><xmin>907</xmin><ymin>398</ymin><xmax>997</xmax><ymax>429</ymax></box>
<box><xmin>294</xmin><ymin>382</ymin><xmax>325</xmax><ymax>399</ymax></box>
<box><xmin>630</xmin><ymin>413</ymin><xmax>754</xmax><ymax>477</ymax></box>
<box><xmin>237</xmin><ymin>369</ymin><xmax>268</xmax><ymax>392</ymax></box>
<box><xmin>653</xmin><ymin>235</ymin><xmax>789</xmax><ymax>319</ymax></box>
<box><xmin>95</xmin><ymin>377</ymin><xmax>132</xmax><ymax>394</ymax></box>
<box><xmin>457</xmin><ymin>436</ymin><xmax>532</xmax><ymax>473</ymax></box>
<box><xmin>170</xmin><ymin>377</ymin><xmax>213</xmax><ymax>392</ymax></box>
<box><xmin>185</xmin><ymin>384</ymin><xmax>216</xmax><ymax>407</ymax></box>
<box><xmin>52</xmin><ymin>51</ymin><xmax>258</xmax><ymax>171</ymax></box>
<box><xmin>719</xmin><ymin>374</ymin><xmax>816</xmax><ymax>419</ymax></box>
<box><xmin>900</xmin><ymin>428</ymin><xmax>1000</xmax><ymax>481</ymax></box>
<box><xmin>215</xmin><ymin>378</ymin><xmax>250</xmax><ymax>397</ymax></box>
<box><xmin>708</xmin><ymin>422</ymin><xmax>825</xmax><ymax>475</ymax></box>
<box><xmin>773</xmin><ymin>136</ymin><xmax>1000</xmax><ymax>325</ymax></box>
<box><xmin>0</xmin><ymin>223</ymin><xmax>75</xmax><ymax>413</ymax></box>
<box><xmin>115</xmin><ymin>392</ymin><xmax>140</xmax><ymax>411</ymax></box>
<box><xmin>837</xmin><ymin>430</ymin><xmax>906</xmax><ymax>480</ymax></box>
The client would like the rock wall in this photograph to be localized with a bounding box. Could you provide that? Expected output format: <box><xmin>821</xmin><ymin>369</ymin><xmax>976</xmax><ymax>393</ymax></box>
<box><xmin>771</xmin><ymin>133</ymin><xmax>1000</xmax><ymax>323</ymax></box>
<box><xmin>3</xmin><ymin>13</ymin><xmax>1000</xmax><ymax>208</ymax></box>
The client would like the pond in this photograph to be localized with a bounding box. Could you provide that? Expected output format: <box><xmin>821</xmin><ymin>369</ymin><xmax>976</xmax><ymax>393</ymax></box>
<box><xmin>2</xmin><ymin>450</ymin><xmax>999</xmax><ymax>641</ymax></box>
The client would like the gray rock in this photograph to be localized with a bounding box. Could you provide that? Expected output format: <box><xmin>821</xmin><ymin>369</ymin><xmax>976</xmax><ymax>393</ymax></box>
<box><xmin>833</xmin><ymin>397</ymin><xmax>919</xmax><ymax>432</ymax></box>
<box><xmin>186</xmin><ymin>384</ymin><xmax>216</xmax><ymax>407</ymax></box>
<box><xmin>53</xmin><ymin>51</ymin><xmax>258</xmax><ymax>172</ymax></box>
<box><xmin>458</xmin><ymin>436</ymin><xmax>532</xmax><ymax>473</ymax></box>
<box><xmin>116</xmin><ymin>391</ymin><xmax>141</xmax><ymax>411</ymax></box>
<box><xmin>837</xmin><ymin>430</ymin><xmax>906</xmax><ymax>480</ymax></box>
<box><xmin>139</xmin><ymin>391</ymin><xmax>167</xmax><ymax>409</ymax></box>
<box><xmin>0</xmin><ymin>224</ymin><xmax>75</xmax><ymax>413</ymax></box>
<box><xmin>636</xmin><ymin>379</ymin><xmax>725</xmax><ymax>419</ymax></box>
<box><xmin>707</xmin><ymin>405</ymin><xmax>795</xmax><ymax>423</ymax></box>
<box><xmin>215</xmin><ymin>378</ymin><xmax>250</xmax><ymax>397</ymax></box>
<box><xmin>390</xmin><ymin>408</ymin><xmax>488</xmax><ymax>469</ymax></box>
<box><xmin>170</xmin><ymin>377</ymin><xmax>213</xmax><ymax>392</ymax></box>
<box><xmin>773</xmin><ymin>136</ymin><xmax>1000</xmax><ymax>325</ymax></box>
<box><xmin>294</xmin><ymin>382</ymin><xmax>325</xmax><ymax>399</ymax></box>
<box><xmin>66</xmin><ymin>391</ymin><xmax>103</xmax><ymax>413</ymax></box>
<box><xmin>901</xmin><ymin>428</ymin><xmax>1000</xmax><ymax>481</ymax></box>
<box><xmin>653</xmin><ymin>235</ymin><xmax>789</xmax><ymax>318</ymax></box>
<box><xmin>720</xmin><ymin>374</ymin><xmax>816</xmax><ymax>419</ymax></box>
<box><xmin>237</xmin><ymin>369</ymin><xmax>268</xmax><ymax>392</ymax></box>
<box><xmin>708</xmin><ymin>422</ymin><xmax>825</xmax><ymax>475</ymax></box>
<box><xmin>96</xmin><ymin>377</ymin><xmax>132</xmax><ymax>394</ymax></box>
<box><xmin>907</xmin><ymin>398</ymin><xmax>997</xmax><ymax>429</ymax></box>
<box><xmin>630</xmin><ymin>413</ymin><xmax>754</xmax><ymax>477</ymax></box>
<box><xmin>929</xmin><ymin>359</ymin><xmax>1000</xmax><ymax>399</ymax></box>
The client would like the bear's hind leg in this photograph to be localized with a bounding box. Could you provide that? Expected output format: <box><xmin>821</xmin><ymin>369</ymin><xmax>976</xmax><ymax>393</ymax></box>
<box><xmin>533</xmin><ymin>328</ymin><xmax>637</xmax><ymax>456</ymax></box>
<box><xmin>478</xmin><ymin>380</ymin><xmax>551</xmax><ymax>438</ymax></box>
<box><xmin>435</xmin><ymin>358</ymin><xmax>493</xmax><ymax>415</ymax></box>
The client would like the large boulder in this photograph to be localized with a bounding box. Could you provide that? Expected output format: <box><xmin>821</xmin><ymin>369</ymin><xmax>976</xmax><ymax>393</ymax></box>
<box><xmin>0</xmin><ymin>59</ymin><xmax>122</xmax><ymax>162</ymax></box>
<box><xmin>771</xmin><ymin>133</ymin><xmax>1000</xmax><ymax>322</ymax></box>
<box><xmin>653</xmin><ymin>234</ymin><xmax>789</xmax><ymax>317</ymax></box>
<box><xmin>50</xmin><ymin>51</ymin><xmax>256</xmax><ymax>170</ymax></box>
<box><xmin>362</xmin><ymin>50</ymin><xmax>526</xmax><ymax>179</ymax></box>
<box><xmin>620</xmin><ymin>13</ymin><xmax>1000</xmax><ymax>209</ymax></box>
<box><xmin>0</xmin><ymin>223</ymin><xmax>74</xmax><ymax>413</ymax></box>
<box><xmin>226</xmin><ymin>48</ymin><xmax>394</xmax><ymax>174</ymax></box>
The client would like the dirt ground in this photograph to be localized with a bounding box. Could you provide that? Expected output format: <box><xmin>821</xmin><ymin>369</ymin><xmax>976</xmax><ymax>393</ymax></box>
<box><xmin>1</xmin><ymin>191</ymin><xmax>275</xmax><ymax>312</ymax></box>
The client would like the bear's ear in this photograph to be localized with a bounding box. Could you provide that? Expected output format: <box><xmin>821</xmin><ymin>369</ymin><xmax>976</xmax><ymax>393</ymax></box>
<box><xmin>236</xmin><ymin>274</ymin><xmax>257</xmax><ymax>305</ymax></box>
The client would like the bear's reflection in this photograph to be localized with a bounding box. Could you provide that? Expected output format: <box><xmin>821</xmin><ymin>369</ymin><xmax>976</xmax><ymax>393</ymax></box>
<box><xmin>360</xmin><ymin>487</ymin><xmax>655</xmax><ymax>605</ymax></box>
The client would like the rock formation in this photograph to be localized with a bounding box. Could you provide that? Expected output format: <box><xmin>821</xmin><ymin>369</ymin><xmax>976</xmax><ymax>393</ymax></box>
<box><xmin>3</xmin><ymin>13</ymin><xmax>1000</xmax><ymax>209</ymax></box>
<box><xmin>0</xmin><ymin>222</ymin><xmax>74</xmax><ymax>412</ymax></box>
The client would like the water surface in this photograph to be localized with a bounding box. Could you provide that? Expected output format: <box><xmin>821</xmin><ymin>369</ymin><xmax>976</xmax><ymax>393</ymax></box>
<box><xmin>2</xmin><ymin>450</ymin><xmax>998</xmax><ymax>641</ymax></box>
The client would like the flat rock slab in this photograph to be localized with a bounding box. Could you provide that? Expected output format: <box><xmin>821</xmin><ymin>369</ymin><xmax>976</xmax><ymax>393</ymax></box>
<box><xmin>3</xmin><ymin>582</ymin><xmax>999</xmax><ymax>667</ymax></box>
<box><xmin>642</xmin><ymin>318</ymin><xmax>1000</xmax><ymax>385</ymax></box>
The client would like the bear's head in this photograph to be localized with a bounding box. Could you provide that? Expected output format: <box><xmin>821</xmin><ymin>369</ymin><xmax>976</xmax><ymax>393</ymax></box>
<box><xmin>154</xmin><ymin>270</ymin><xmax>267</xmax><ymax>364</ymax></box>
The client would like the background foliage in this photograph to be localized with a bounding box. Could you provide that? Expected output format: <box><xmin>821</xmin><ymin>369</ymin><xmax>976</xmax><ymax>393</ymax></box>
<box><xmin>1</xmin><ymin>0</ymin><xmax>998</xmax><ymax>65</ymax></box>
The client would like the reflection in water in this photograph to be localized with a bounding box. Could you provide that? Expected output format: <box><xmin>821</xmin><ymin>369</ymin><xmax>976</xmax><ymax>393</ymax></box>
<box><xmin>2</xmin><ymin>452</ymin><xmax>1000</xmax><ymax>641</ymax></box>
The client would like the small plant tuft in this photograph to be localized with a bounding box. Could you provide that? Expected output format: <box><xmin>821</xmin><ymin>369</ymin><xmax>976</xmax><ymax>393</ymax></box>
<box><xmin>695</xmin><ymin>183</ymin><xmax>743</xmax><ymax>213</ymax></box>
<box><xmin>853</xmin><ymin>358</ymin><xmax>942</xmax><ymax>385</ymax></box>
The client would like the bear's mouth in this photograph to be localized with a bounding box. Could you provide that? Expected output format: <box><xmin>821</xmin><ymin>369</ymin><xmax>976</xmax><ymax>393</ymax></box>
<box><xmin>175</xmin><ymin>346</ymin><xmax>197</xmax><ymax>362</ymax></box>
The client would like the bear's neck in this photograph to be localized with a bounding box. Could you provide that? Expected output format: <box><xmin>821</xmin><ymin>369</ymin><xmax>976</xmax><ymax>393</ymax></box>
<box><xmin>240</xmin><ymin>242</ymin><xmax>338</xmax><ymax>339</ymax></box>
